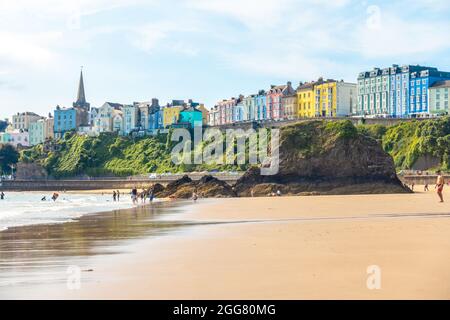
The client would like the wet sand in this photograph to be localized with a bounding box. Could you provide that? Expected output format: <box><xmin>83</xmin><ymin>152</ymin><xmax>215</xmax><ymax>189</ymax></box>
<box><xmin>2</xmin><ymin>186</ymin><xmax>450</xmax><ymax>299</ymax></box>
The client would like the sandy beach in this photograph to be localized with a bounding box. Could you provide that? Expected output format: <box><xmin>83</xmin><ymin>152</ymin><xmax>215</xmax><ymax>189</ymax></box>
<box><xmin>2</xmin><ymin>186</ymin><xmax>450</xmax><ymax>299</ymax></box>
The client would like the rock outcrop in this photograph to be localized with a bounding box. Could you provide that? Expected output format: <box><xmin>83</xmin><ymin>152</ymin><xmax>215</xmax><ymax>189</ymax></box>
<box><xmin>234</xmin><ymin>120</ymin><xmax>410</xmax><ymax>196</ymax></box>
<box><xmin>155</xmin><ymin>175</ymin><xmax>236</xmax><ymax>199</ymax></box>
<box><xmin>154</xmin><ymin>121</ymin><xmax>410</xmax><ymax>198</ymax></box>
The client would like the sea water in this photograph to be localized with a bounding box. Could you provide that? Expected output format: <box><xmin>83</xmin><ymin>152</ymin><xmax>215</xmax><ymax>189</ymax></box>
<box><xmin>0</xmin><ymin>192</ymin><xmax>135</xmax><ymax>231</ymax></box>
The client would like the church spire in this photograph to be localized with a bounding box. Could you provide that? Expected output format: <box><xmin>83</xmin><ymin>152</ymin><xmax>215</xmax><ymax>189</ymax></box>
<box><xmin>76</xmin><ymin>67</ymin><xmax>86</xmax><ymax>104</ymax></box>
<box><xmin>73</xmin><ymin>67</ymin><xmax>90</xmax><ymax>111</ymax></box>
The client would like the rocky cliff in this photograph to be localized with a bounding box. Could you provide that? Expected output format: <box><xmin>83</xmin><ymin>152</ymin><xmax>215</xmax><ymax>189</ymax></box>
<box><xmin>156</xmin><ymin>120</ymin><xmax>409</xmax><ymax>198</ymax></box>
<box><xmin>233</xmin><ymin>120</ymin><xmax>410</xmax><ymax>196</ymax></box>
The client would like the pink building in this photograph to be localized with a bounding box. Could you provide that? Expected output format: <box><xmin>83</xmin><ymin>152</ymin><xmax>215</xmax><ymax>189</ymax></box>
<box><xmin>0</xmin><ymin>130</ymin><xmax>30</xmax><ymax>148</ymax></box>
<box><xmin>216</xmin><ymin>96</ymin><xmax>243</xmax><ymax>125</ymax></box>
<box><xmin>266</xmin><ymin>81</ymin><xmax>295</xmax><ymax>120</ymax></box>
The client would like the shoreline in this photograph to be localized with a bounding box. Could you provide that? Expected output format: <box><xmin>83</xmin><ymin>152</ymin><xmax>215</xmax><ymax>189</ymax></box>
<box><xmin>2</xmin><ymin>187</ymin><xmax>450</xmax><ymax>299</ymax></box>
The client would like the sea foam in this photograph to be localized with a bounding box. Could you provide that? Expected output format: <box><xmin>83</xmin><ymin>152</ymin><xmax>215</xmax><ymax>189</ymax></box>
<box><xmin>0</xmin><ymin>192</ymin><xmax>136</xmax><ymax>231</ymax></box>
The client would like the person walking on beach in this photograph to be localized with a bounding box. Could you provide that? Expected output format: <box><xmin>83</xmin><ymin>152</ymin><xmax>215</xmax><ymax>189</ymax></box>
<box><xmin>113</xmin><ymin>191</ymin><xmax>117</xmax><ymax>202</ymax></box>
<box><xmin>149</xmin><ymin>189</ymin><xmax>155</xmax><ymax>203</ymax></box>
<box><xmin>424</xmin><ymin>184</ymin><xmax>429</xmax><ymax>192</ymax></box>
<box><xmin>436</xmin><ymin>171</ymin><xmax>445</xmax><ymax>203</ymax></box>
<box><xmin>0</xmin><ymin>192</ymin><xmax>4</xmax><ymax>200</ymax></box>
<box><xmin>192</xmin><ymin>191</ymin><xmax>198</xmax><ymax>202</ymax></box>
<box><xmin>116</xmin><ymin>190</ymin><xmax>120</xmax><ymax>201</ymax></box>
<box><xmin>141</xmin><ymin>189</ymin><xmax>146</xmax><ymax>204</ymax></box>
<box><xmin>131</xmin><ymin>187</ymin><xmax>138</xmax><ymax>205</ymax></box>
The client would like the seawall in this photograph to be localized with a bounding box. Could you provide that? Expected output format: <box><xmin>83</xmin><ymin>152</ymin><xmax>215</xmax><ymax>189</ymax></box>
<box><xmin>400</xmin><ymin>175</ymin><xmax>445</xmax><ymax>186</ymax></box>
<box><xmin>0</xmin><ymin>174</ymin><xmax>242</xmax><ymax>191</ymax></box>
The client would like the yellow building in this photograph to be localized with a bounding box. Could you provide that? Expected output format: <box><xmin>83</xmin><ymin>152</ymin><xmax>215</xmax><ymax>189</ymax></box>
<box><xmin>297</xmin><ymin>82</ymin><xmax>316</xmax><ymax>118</ymax></box>
<box><xmin>196</xmin><ymin>104</ymin><xmax>209</xmax><ymax>125</ymax></box>
<box><xmin>297</xmin><ymin>79</ymin><xmax>356</xmax><ymax>118</ymax></box>
<box><xmin>314</xmin><ymin>80</ymin><xmax>337</xmax><ymax>117</ymax></box>
<box><xmin>163</xmin><ymin>106</ymin><xmax>182</xmax><ymax>128</ymax></box>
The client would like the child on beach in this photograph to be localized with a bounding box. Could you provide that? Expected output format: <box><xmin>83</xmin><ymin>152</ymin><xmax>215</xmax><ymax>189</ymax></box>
<box><xmin>0</xmin><ymin>192</ymin><xmax>4</xmax><ymax>200</ymax></box>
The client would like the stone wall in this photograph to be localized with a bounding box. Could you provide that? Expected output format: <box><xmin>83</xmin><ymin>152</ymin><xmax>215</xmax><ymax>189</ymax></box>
<box><xmin>400</xmin><ymin>175</ymin><xmax>446</xmax><ymax>186</ymax></box>
<box><xmin>15</xmin><ymin>163</ymin><xmax>48</xmax><ymax>180</ymax></box>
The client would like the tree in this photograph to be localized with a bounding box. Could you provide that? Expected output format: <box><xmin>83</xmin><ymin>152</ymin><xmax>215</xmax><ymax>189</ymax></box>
<box><xmin>0</xmin><ymin>144</ymin><xmax>19</xmax><ymax>174</ymax></box>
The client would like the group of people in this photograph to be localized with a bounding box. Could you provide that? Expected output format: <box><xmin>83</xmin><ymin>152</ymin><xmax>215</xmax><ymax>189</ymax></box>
<box><xmin>130</xmin><ymin>187</ymin><xmax>155</xmax><ymax>205</ymax></box>
<box><xmin>112</xmin><ymin>190</ymin><xmax>121</xmax><ymax>202</ymax></box>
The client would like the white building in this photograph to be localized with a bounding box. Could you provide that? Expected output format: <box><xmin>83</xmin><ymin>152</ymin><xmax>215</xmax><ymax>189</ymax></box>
<box><xmin>112</xmin><ymin>110</ymin><xmax>124</xmax><ymax>134</ymax></box>
<box><xmin>122</xmin><ymin>104</ymin><xmax>139</xmax><ymax>135</ymax></box>
<box><xmin>429</xmin><ymin>80</ymin><xmax>450</xmax><ymax>115</ymax></box>
<box><xmin>12</xmin><ymin>112</ymin><xmax>42</xmax><ymax>131</ymax></box>
<box><xmin>93</xmin><ymin>102</ymin><xmax>124</xmax><ymax>134</ymax></box>
<box><xmin>29</xmin><ymin>117</ymin><xmax>54</xmax><ymax>145</ymax></box>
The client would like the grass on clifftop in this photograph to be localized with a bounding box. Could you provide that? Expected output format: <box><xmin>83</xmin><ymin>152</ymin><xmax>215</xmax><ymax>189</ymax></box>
<box><xmin>357</xmin><ymin>117</ymin><xmax>450</xmax><ymax>170</ymax></box>
<box><xmin>19</xmin><ymin>117</ymin><xmax>450</xmax><ymax>177</ymax></box>
<box><xmin>280</xmin><ymin>120</ymin><xmax>359</xmax><ymax>159</ymax></box>
<box><xmin>20</xmin><ymin>131</ymin><xmax>247</xmax><ymax>178</ymax></box>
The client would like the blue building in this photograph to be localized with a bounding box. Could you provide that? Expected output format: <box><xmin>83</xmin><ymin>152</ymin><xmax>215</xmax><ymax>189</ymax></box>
<box><xmin>179</xmin><ymin>107</ymin><xmax>203</xmax><ymax>128</ymax></box>
<box><xmin>233</xmin><ymin>103</ymin><xmax>245</xmax><ymax>122</ymax></box>
<box><xmin>254</xmin><ymin>90</ymin><xmax>267</xmax><ymax>120</ymax></box>
<box><xmin>358</xmin><ymin>64</ymin><xmax>450</xmax><ymax>117</ymax></box>
<box><xmin>409</xmin><ymin>68</ymin><xmax>450</xmax><ymax>116</ymax></box>
<box><xmin>148</xmin><ymin>99</ymin><xmax>164</xmax><ymax>133</ymax></box>
<box><xmin>54</xmin><ymin>106</ymin><xmax>85</xmax><ymax>139</ymax></box>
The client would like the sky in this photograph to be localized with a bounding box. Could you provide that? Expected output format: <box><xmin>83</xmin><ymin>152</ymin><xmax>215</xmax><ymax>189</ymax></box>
<box><xmin>1</xmin><ymin>0</ymin><xmax>450</xmax><ymax>119</ymax></box>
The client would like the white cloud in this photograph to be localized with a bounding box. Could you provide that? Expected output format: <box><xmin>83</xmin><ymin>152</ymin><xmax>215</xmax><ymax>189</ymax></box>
<box><xmin>186</xmin><ymin>0</ymin><xmax>294</xmax><ymax>30</ymax></box>
<box><xmin>131</xmin><ymin>23</ymin><xmax>170</xmax><ymax>53</ymax></box>
<box><xmin>130</xmin><ymin>20</ymin><xmax>202</xmax><ymax>55</ymax></box>
<box><xmin>0</xmin><ymin>31</ymin><xmax>62</xmax><ymax>67</ymax></box>
<box><xmin>355</xmin><ymin>13</ymin><xmax>450</xmax><ymax>58</ymax></box>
